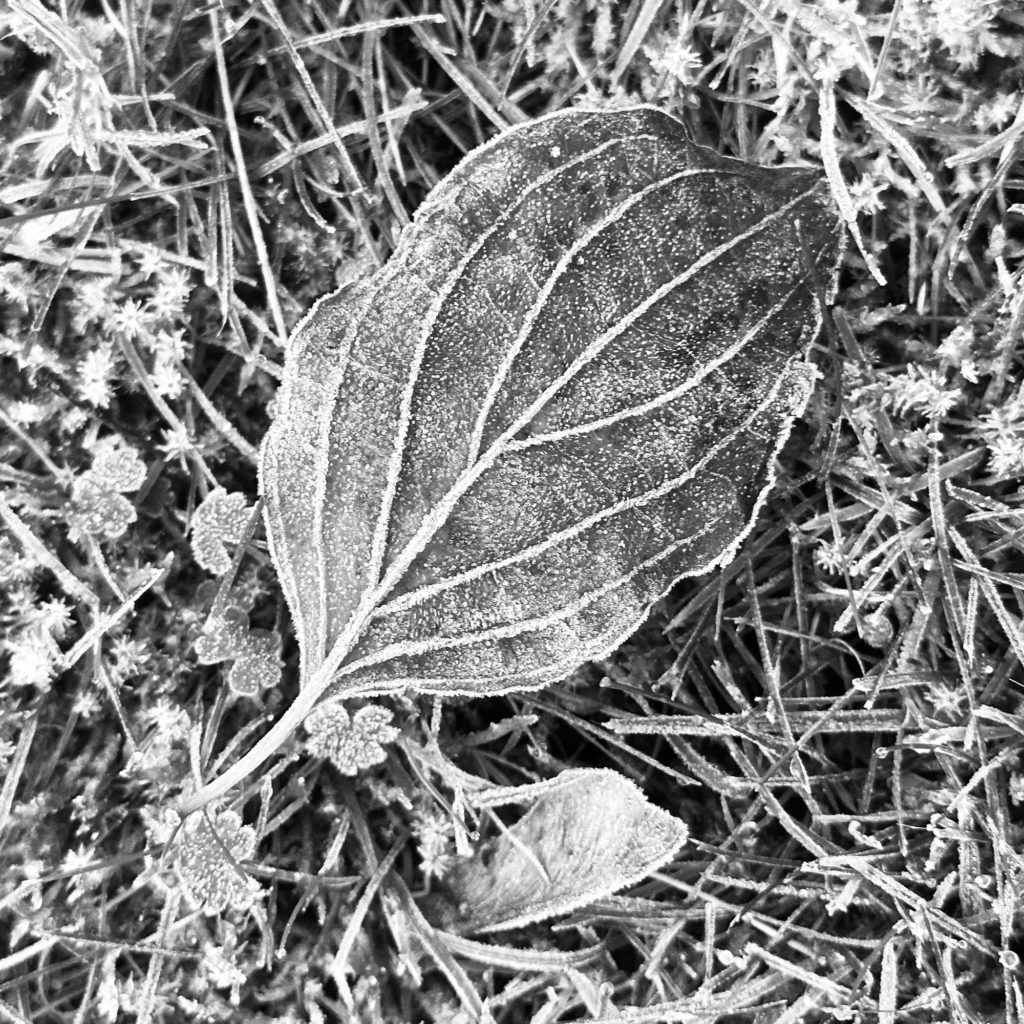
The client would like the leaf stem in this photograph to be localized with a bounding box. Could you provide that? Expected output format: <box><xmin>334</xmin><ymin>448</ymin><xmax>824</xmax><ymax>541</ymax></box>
<box><xmin>177</xmin><ymin>677</ymin><xmax>322</xmax><ymax>816</ymax></box>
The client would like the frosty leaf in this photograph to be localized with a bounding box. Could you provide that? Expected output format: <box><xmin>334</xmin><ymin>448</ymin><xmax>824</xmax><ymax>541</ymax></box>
<box><xmin>69</xmin><ymin>476</ymin><xmax>137</xmax><ymax>539</ymax></box>
<box><xmin>226</xmin><ymin>633</ymin><xmax>280</xmax><ymax>697</ymax></box>
<box><xmin>260</xmin><ymin>105</ymin><xmax>842</xmax><ymax>705</ymax></box>
<box><xmin>68</xmin><ymin>440</ymin><xmax>146</xmax><ymax>540</ymax></box>
<box><xmin>176</xmin><ymin>809</ymin><xmax>262</xmax><ymax>913</ymax></box>
<box><xmin>195</xmin><ymin>606</ymin><xmax>281</xmax><ymax>697</ymax></box>
<box><xmin>91</xmin><ymin>440</ymin><xmax>147</xmax><ymax>493</ymax></box>
<box><xmin>304</xmin><ymin>702</ymin><xmax>399</xmax><ymax>774</ymax></box>
<box><xmin>194</xmin><ymin>606</ymin><xmax>251</xmax><ymax>664</ymax></box>
<box><xmin>429</xmin><ymin>768</ymin><xmax>688</xmax><ymax>934</ymax></box>
<box><xmin>191</xmin><ymin>488</ymin><xmax>253</xmax><ymax>575</ymax></box>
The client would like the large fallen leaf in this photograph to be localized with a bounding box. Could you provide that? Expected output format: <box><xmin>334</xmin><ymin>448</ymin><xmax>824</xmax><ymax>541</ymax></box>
<box><xmin>264</xmin><ymin>104</ymin><xmax>841</xmax><ymax>697</ymax></box>
<box><xmin>425</xmin><ymin>768</ymin><xmax>689</xmax><ymax>934</ymax></box>
<box><xmin>180</xmin><ymin>105</ymin><xmax>842</xmax><ymax>810</ymax></box>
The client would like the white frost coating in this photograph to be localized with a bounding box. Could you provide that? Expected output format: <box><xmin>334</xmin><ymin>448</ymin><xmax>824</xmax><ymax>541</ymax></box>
<box><xmin>293</xmin><ymin>128</ymin><xmax>662</xmax><ymax>678</ymax></box>
<box><xmin>464</xmin><ymin>166</ymin><xmax>732</xmax><ymax>466</ymax></box>
<box><xmin>368</xmin><ymin>134</ymin><xmax>662</xmax><ymax>604</ymax></box>
<box><xmin>368</xmin><ymin>182</ymin><xmax>824</xmax><ymax>614</ymax></box>
<box><xmin>504</xmin><ymin>279</ymin><xmax>806</xmax><ymax>451</ymax></box>
<box><xmin>342</xmin><ymin>361</ymin><xmax>819</xmax><ymax>700</ymax></box>
<box><xmin>367</xmin><ymin>362</ymin><xmax>799</xmax><ymax>625</ymax></box>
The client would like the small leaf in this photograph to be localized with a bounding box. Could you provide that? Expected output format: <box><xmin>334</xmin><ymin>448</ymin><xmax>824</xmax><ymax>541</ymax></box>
<box><xmin>175</xmin><ymin>809</ymin><xmax>262</xmax><ymax>914</ymax></box>
<box><xmin>69</xmin><ymin>477</ymin><xmax>137</xmax><ymax>539</ymax></box>
<box><xmin>91</xmin><ymin>439</ymin><xmax>147</xmax><ymax>493</ymax></box>
<box><xmin>260</xmin><ymin>105</ymin><xmax>842</xmax><ymax>703</ymax></box>
<box><xmin>194</xmin><ymin>606</ymin><xmax>251</xmax><ymax>664</ymax></box>
<box><xmin>304</xmin><ymin>702</ymin><xmax>399</xmax><ymax>774</ymax></box>
<box><xmin>429</xmin><ymin>768</ymin><xmax>688</xmax><ymax>934</ymax></box>
<box><xmin>191</xmin><ymin>488</ymin><xmax>253</xmax><ymax>575</ymax></box>
<box><xmin>68</xmin><ymin>440</ymin><xmax>146</xmax><ymax>540</ymax></box>
<box><xmin>226</xmin><ymin>633</ymin><xmax>280</xmax><ymax>697</ymax></box>
<box><xmin>195</xmin><ymin>606</ymin><xmax>281</xmax><ymax>697</ymax></box>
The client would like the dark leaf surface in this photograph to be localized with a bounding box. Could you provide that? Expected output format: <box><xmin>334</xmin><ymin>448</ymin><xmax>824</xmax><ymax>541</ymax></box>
<box><xmin>260</xmin><ymin>105</ymin><xmax>842</xmax><ymax>699</ymax></box>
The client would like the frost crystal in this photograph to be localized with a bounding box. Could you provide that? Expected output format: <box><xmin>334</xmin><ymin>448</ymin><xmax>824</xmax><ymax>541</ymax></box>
<box><xmin>304</xmin><ymin>703</ymin><xmax>399</xmax><ymax>774</ymax></box>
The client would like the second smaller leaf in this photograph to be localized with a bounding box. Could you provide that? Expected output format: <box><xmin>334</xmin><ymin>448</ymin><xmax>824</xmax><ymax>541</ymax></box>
<box><xmin>429</xmin><ymin>768</ymin><xmax>688</xmax><ymax>934</ymax></box>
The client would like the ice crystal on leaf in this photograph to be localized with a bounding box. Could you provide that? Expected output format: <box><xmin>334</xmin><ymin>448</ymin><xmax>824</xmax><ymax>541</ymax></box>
<box><xmin>176</xmin><ymin>809</ymin><xmax>262</xmax><ymax>914</ymax></box>
<box><xmin>303</xmin><ymin>703</ymin><xmax>399</xmax><ymax>774</ymax></box>
<box><xmin>261</xmin><ymin>106</ymin><xmax>842</xmax><ymax>703</ymax></box>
